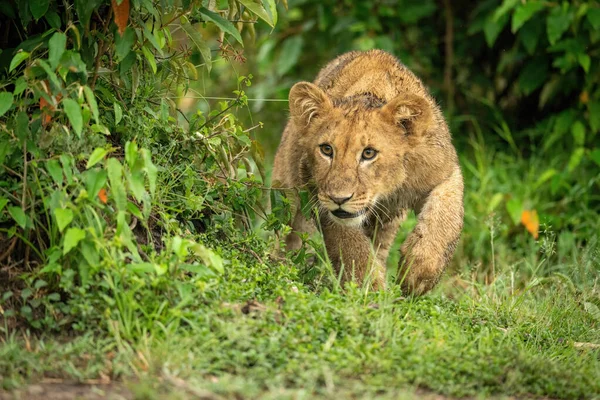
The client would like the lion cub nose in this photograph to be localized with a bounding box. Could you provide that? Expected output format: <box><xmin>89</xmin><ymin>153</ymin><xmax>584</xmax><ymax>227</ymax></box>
<box><xmin>329</xmin><ymin>194</ymin><xmax>353</xmax><ymax>205</ymax></box>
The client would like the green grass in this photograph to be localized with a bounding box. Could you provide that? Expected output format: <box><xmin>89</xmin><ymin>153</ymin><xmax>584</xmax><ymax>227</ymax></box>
<box><xmin>2</xmin><ymin>232</ymin><xmax>599</xmax><ymax>399</ymax></box>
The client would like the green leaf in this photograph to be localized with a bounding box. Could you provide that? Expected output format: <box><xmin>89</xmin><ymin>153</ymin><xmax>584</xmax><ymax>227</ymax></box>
<box><xmin>45</xmin><ymin>10</ymin><xmax>61</xmax><ymax>29</ymax></box>
<box><xmin>589</xmin><ymin>101</ymin><xmax>600</xmax><ymax>133</ymax></box>
<box><xmin>143</xmin><ymin>26</ymin><xmax>164</xmax><ymax>55</ymax></box>
<box><xmin>14</xmin><ymin>77</ymin><xmax>27</xmax><ymax>96</ymax></box>
<box><xmin>589</xmin><ymin>149</ymin><xmax>600</xmax><ymax>168</ymax></box>
<box><xmin>9</xmin><ymin>51</ymin><xmax>29</xmax><ymax>72</ymax></box>
<box><xmin>263</xmin><ymin>0</ymin><xmax>277</xmax><ymax>27</ymax></box>
<box><xmin>0</xmin><ymin>92</ymin><xmax>13</xmax><ymax>118</ymax></box>
<box><xmin>141</xmin><ymin>46</ymin><xmax>157</xmax><ymax>74</ymax></box>
<box><xmin>80</xmin><ymin>240</ymin><xmax>99</xmax><ymax>269</ymax></box>
<box><xmin>86</xmin><ymin>147</ymin><xmax>109</xmax><ymax>169</ymax></box>
<box><xmin>115</xmin><ymin>27</ymin><xmax>135</xmax><ymax>61</ymax></box>
<box><xmin>493</xmin><ymin>0</ymin><xmax>519</xmax><ymax>21</ymax></box>
<box><xmin>46</xmin><ymin>159</ymin><xmax>63</xmax><ymax>185</ymax></box>
<box><xmin>571</xmin><ymin>121</ymin><xmax>585</xmax><ymax>146</ymax></box>
<box><xmin>577</xmin><ymin>53</ymin><xmax>590</xmax><ymax>73</ymax></box>
<box><xmin>62</xmin><ymin>98</ymin><xmax>83</xmax><ymax>137</ymax></box>
<box><xmin>127</xmin><ymin>170</ymin><xmax>146</xmax><ymax>201</ymax></box>
<box><xmin>547</xmin><ymin>7</ymin><xmax>571</xmax><ymax>45</ymax></box>
<box><xmin>8</xmin><ymin>207</ymin><xmax>27</xmax><ymax>229</ymax></box>
<box><xmin>114</xmin><ymin>102</ymin><xmax>123</xmax><ymax>124</ymax></box>
<box><xmin>15</xmin><ymin>111</ymin><xmax>29</xmax><ymax>143</ymax></box>
<box><xmin>0</xmin><ymin>198</ymin><xmax>8</xmax><ymax>213</ymax></box>
<box><xmin>83</xmin><ymin>169</ymin><xmax>107</xmax><ymax>198</ymax></box>
<box><xmin>74</xmin><ymin>0</ymin><xmax>103</xmax><ymax>29</ymax></box>
<box><xmin>36</xmin><ymin>59</ymin><xmax>61</xmax><ymax>90</ymax></box>
<box><xmin>277</xmin><ymin>36</ymin><xmax>303</xmax><ymax>76</ymax></box>
<box><xmin>534</xmin><ymin>169</ymin><xmax>557</xmax><ymax>189</ymax></box>
<box><xmin>192</xmin><ymin>243</ymin><xmax>224</xmax><ymax>274</ymax></box>
<box><xmin>238</xmin><ymin>0</ymin><xmax>273</xmax><ymax>27</ymax></box>
<box><xmin>519</xmin><ymin>19</ymin><xmax>541</xmax><ymax>54</ymax></box>
<box><xmin>29</xmin><ymin>0</ymin><xmax>49</xmax><ymax>19</ymax></box>
<box><xmin>54</xmin><ymin>208</ymin><xmax>73</xmax><ymax>233</ymax></box>
<box><xmin>587</xmin><ymin>8</ymin><xmax>600</xmax><ymax>29</ymax></box>
<box><xmin>506</xmin><ymin>197</ymin><xmax>522</xmax><ymax>225</ymax></box>
<box><xmin>517</xmin><ymin>60</ymin><xmax>548</xmax><ymax>95</ymax></box>
<box><xmin>107</xmin><ymin>158</ymin><xmax>127</xmax><ymax>211</ymax></box>
<box><xmin>484</xmin><ymin>13</ymin><xmax>509</xmax><ymax>47</ymax></box>
<box><xmin>512</xmin><ymin>1</ymin><xmax>544</xmax><ymax>32</ymax></box>
<box><xmin>181</xmin><ymin>21</ymin><xmax>212</xmax><ymax>72</ymax></box>
<box><xmin>63</xmin><ymin>227</ymin><xmax>86</xmax><ymax>255</ymax></box>
<box><xmin>199</xmin><ymin>7</ymin><xmax>243</xmax><ymax>45</ymax></box>
<box><xmin>142</xmin><ymin>149</ymin><xmax>157</xmax><ymax>196</ymax></box>
<box><xmin>83</xmin><ymin>86</ymin><xmax>99</xmax><ymax>123</ymax></box>
<box><xmin>48</xmin><ymin>32</ymin><xmax>66</xmax><ymax>69</ymax></box>
<box><xmin>129</xmin><ymin>262</ymin><xmax>156</xmax><ymax>274</ymax></box>
<box><xmin>567</xmin><ymin>147</ymin><xmax>585</xmax><ymax>172</ymax></box>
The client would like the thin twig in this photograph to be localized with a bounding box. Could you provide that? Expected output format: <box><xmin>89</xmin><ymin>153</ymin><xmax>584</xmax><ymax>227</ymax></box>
<box><xmin>90</xmin><ymin>8</ymin><xmax>113</xmax><ymax>89</ymax></box>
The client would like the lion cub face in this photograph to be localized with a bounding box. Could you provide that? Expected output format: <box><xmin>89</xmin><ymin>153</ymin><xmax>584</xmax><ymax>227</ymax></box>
<box><xmin>289</xmin><ymin>82</ymin><xmax>433</xmax><ymax>226</ymax></box>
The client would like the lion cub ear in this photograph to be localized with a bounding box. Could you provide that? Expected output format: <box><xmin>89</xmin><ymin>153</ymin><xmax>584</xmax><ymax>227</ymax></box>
<box><xmin>289</xmin><ymin>82</ymin><xmax>333</xmax><ymax>127</ymax></box>
<box><xmin>381</xmin><ymin>93</ymin><xmax>433</xmax><ymax>136</ymax></box>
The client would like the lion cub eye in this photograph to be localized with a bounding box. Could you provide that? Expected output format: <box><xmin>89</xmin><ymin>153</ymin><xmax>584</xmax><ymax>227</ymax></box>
<box><xmin>361</xmin><ymin>147</ymin><xmax>378</xmax><ymax>160</ymax></box>
<box><xmin>320</xmin><ymin>144</ymin><xmax>334</xmax><ymax>157</ymax></box>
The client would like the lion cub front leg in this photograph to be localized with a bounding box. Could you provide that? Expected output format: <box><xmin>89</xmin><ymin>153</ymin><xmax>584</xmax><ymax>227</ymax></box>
<box><xmin>397</xmin><ymin>166</ymin><xmax>464</xmax><ymax>295</ymax></box>
<box><xmin>321</xmin><ymin>222</ymin><xmax>386</xmax><ymax>290</ymax></box>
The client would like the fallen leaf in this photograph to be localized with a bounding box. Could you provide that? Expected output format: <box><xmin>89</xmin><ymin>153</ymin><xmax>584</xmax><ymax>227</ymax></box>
<box><xmin>521</xmin><ymin>209</ymin><xmax>539</xmax><ymax>239</ymax></box>
<box><xmin>112</xmin><ymin>0</ymin><xmax>130</xmax><ymax>36</ymax></box>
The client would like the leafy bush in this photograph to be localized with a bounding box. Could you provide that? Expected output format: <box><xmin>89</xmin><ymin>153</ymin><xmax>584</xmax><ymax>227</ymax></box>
<box><xmin>0</xmin><ymin>0</ymin><xmax>286</xmax><ymax>331</ymax></box>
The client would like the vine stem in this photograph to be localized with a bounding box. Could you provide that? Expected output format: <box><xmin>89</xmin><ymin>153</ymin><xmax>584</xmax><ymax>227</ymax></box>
<box><xmin>90</xmin><ymin>8</ymin><xmax>113</xmax><ymax>90</ymax></box>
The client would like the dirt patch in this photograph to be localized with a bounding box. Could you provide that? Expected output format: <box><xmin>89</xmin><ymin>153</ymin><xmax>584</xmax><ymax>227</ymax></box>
<box><xmin>0</xmin><ymin>382</ymin><xmax>132</xmax><ymax>400</ymax></box>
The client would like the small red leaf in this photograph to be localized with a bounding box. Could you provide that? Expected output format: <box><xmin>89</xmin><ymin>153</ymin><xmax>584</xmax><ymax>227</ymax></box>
<box><xmin>521</xmin><ymin>209</ymin><xmax>539</xmax><ymax>239</ymax></box>
<box><xmin>98</xmin><ymin>188</ymin><xmax>108</xmax><ymax>204</ymax></box>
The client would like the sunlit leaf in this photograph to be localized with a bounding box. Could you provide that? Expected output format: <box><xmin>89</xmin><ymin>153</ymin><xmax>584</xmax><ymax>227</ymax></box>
<box><xmin>114</xmin><ymin>102</ymin><xmax>123</xmax><ymax>124</ymax></box>
<box><xmin>62</xmin><ymin>98</ymin><xmax>83</xmax><ymax>137</ymax></box>
<box><xmin>141</xmin><ymin>45</ymin><xmax>157</xmax><ymax>74</ymax></box>
<box><xmin>54</xmin><ymin>208</ymin><xmax>73</xmax><ymax>232</ymax></box>
<box><xmin>86</xmin><ymin>147</ymin><xmax>109</xmax><ymax>169</ymax></box>
<box><xmin>8</xmin><ymin>206</ymin><xmax>27</xmax><ymax>229</ymax></box>
<box><xmin>512</xmin><ymin>1</ymin><xmax>544</xmax><ymax>32</ymax></box>
<box><xmin>0</xmin><ymin>92</ymin><xmax>13</xmax><ymax>118</ymax></box>
<box><xmin>238</xmin><ymin>0</ymin><xmax>274</xmax><ymax>27</ymax></box>
<box><xmin>9</xmin><ymin>51</ymin><xmax>29</xmax><ymax>72</ymax></box>
<box><xmin>199</xmin><ymin>7</ymin><xmax>243</xmax><ymax>45</ymax></box>
<box><xmin>107</xmin><ymin>158</ymin><xmax>127</xmax><ymax>211</ymax></box>
<box><xmin>506</xmin><ymin>197</ymin><xmax>522</xmax><ymax>225</ymax></box>
<box><xmin>83</xmin><ymin>86</ymin><xmax>99</xmax><ymax>124</ymax></box>
<box><xmin>547</xmin><ymin>7</ymin><xmax>571</xmax><ymax>45</ymax></box>
<box><xmin>48</xmin><ymin>32</ymin><xmax>66</xmax><ymax>69</ymax></box>
<box><xmin>63</xmin><ymin>227</ymin><xmax>86</xmax><ymax>255</ymax></box>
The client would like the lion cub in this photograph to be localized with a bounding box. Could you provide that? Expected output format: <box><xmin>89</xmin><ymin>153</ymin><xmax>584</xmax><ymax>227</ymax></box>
<box><xmin>272</xmin><ymin>50</ymin><xmax>464</xmax><ymax>295</ymax></box>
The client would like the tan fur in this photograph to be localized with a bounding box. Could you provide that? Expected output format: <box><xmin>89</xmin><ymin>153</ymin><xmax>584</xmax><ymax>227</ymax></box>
<box><xmin>272</xmin><ymin>50</ymin><xmax>464</xmax><ymax>295</ymax></box>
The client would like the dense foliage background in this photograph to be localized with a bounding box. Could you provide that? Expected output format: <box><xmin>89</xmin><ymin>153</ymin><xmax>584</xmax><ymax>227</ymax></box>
<box><xmin>0</xmin><ymin>0</ymin><xmax>599</xmax><ymax>398</ymax></box>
